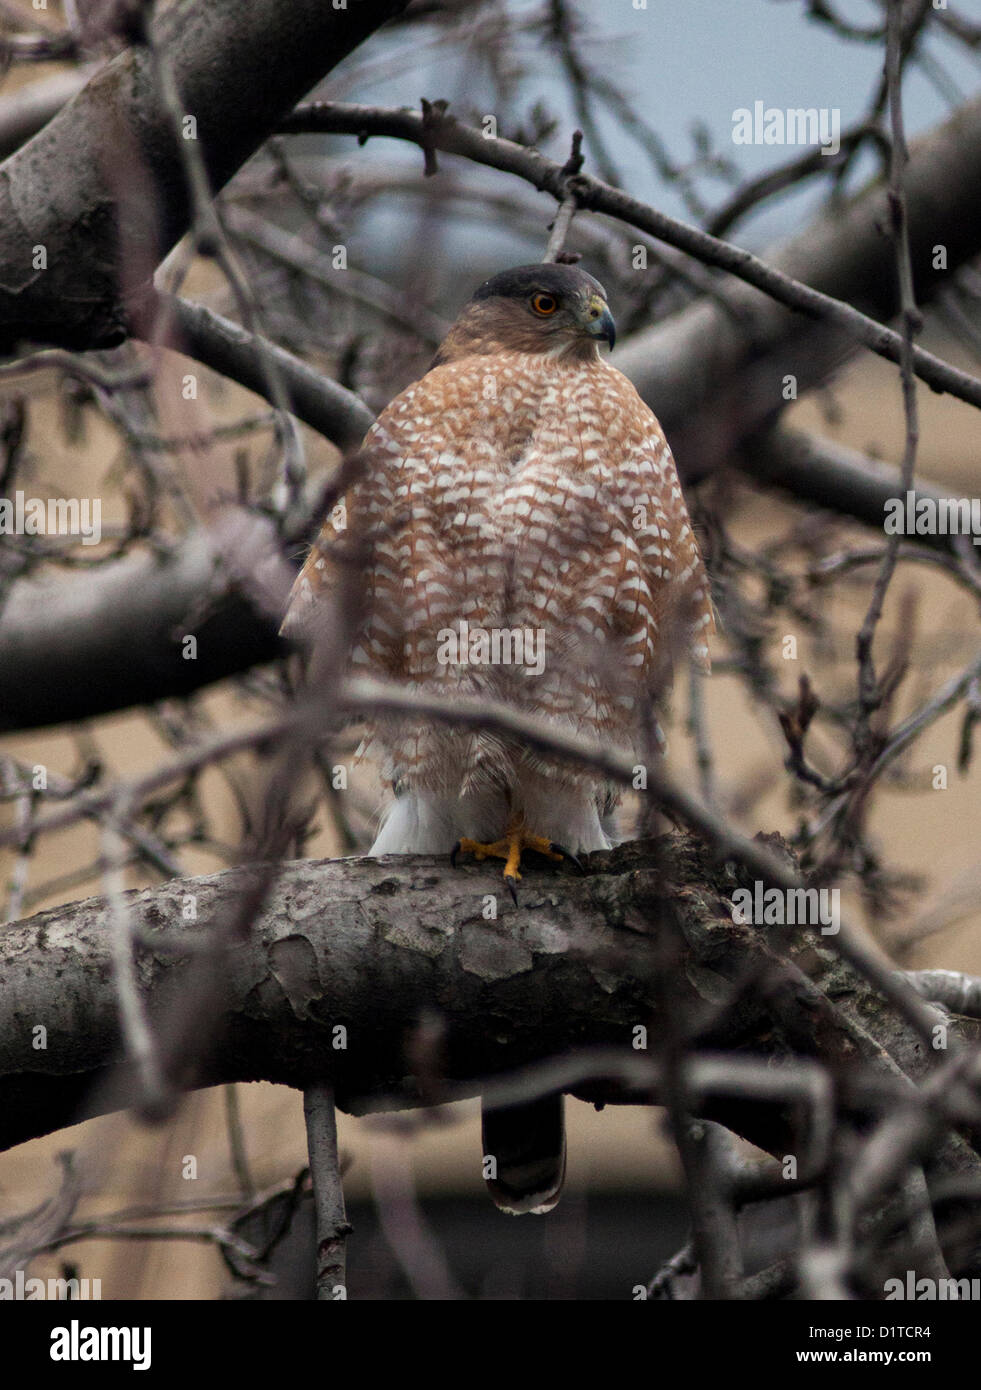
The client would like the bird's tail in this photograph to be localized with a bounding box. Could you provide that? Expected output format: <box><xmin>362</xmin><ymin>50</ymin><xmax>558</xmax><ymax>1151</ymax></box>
<box><xmin>481</xmin><ymin>1092</ymin><xmax>566</xmax><ymax>1215</ymax></box>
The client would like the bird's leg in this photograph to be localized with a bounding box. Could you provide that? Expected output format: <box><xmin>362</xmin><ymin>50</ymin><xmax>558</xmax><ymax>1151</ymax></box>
<box><xmin>451</xmin><ymin>813</ymin><xmax>565</xmax><ymax>891</ymax></box>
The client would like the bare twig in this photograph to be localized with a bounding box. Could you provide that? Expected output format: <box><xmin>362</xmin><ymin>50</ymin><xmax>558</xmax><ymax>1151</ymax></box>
<box><xmin>280</xmin><ymin>100</ymin><xmax>981</xmax><ymax>413</ymax></box>
<box><xmin>102</xmin><ymin>793</ymin><xmax>169</xmax><ymax>1120</ymax></box>
<box><xmin>855</xmin><ymin>0</ymin><xmax>923</xmax><ymax>752</ymax></box>
<box><xmin>303</xmin><ymin>1082</ymin><xmax>351</xmax><ymax>1300</ymax></box>
<box><xmin>903</xmin><ymin>970</ymin><xmax>981</xmax><ymax>1018</ymax></box>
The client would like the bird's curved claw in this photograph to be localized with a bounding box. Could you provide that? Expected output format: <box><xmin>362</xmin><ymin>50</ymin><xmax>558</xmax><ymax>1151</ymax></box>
<box><xmin>450</xmin><ymin>839</ymin><xmax>462</xmax><ymax>869</ymax></box>
<box><xmin>504</xmin><ymin>875</ymin><xmax>519</xmax><ymax>907</ymax></box>
<box><xmin>549</xmin><ymin>843</ymin><xmax>585</xmax><ymax>874</ymax></box>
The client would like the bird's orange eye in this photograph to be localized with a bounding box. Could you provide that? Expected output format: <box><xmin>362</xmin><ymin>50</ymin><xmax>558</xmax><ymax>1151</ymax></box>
<box><xmin>531</xmin><ymin>293</ymin><xmax>558</xmax><ymax>315</ymax></box>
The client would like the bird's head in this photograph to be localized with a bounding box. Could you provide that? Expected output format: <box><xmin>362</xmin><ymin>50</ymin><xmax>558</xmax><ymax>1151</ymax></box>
<box><xmin>433</xmin><ymin>263</ymin><xmax>616</xmax><ymax>365</ymax></box>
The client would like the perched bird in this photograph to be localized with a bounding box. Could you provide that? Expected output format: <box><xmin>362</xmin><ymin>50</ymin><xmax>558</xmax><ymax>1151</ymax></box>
<box><xmin>282</xmin><ymin>263</ymin><xmax>713</xmax><ymax>1213</ymax></box>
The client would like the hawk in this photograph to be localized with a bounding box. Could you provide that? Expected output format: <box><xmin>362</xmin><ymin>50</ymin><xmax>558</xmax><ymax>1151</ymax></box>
<box><xmin>283</xmin><ymin>263</ymin><xmax>713</xmax><ymax>1213</ymax></box>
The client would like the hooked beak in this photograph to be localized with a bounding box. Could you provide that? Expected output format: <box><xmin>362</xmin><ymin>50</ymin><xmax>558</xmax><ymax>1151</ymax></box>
<box><xmin>581</xmin><ymin>293</ymin><xmax>616</xmax><ymax>350</ymax></box>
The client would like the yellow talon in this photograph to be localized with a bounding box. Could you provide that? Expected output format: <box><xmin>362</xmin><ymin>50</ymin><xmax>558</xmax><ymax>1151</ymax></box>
<box><xmin>453</xmin><ymin>816</ymin><xmax>563</xmax><ymax>884</ymax></box>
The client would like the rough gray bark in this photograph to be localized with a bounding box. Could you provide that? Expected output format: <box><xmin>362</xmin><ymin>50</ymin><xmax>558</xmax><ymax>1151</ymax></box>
<box><xmin>0</xmin><ymin>0</ymin><xmax>408</xmax><ymax>351</ymax></box>
<box><xmin>0</xmin><ymin>66</ymin><xmax>94</xmax><ymax>161</ymax></box>
<box><xmin>0</xmin><ymin>530</ymin><xmax>285</xmax><ymax>732</ymax></box>
<box><xmin>736</xmin><ymin>424</ymin><xmax>969</xmax><ymax>552</ymax></box>
<box><xmin>1</xmin><ymin>835</ymin><xmax>977</xmax><ymax>1187</ymax></box>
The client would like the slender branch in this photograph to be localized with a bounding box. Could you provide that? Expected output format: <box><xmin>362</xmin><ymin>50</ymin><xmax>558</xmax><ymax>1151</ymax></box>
<box><xmin>0</xmin><ymin>349</ymin><xmax>150</xmax><ymax>392</ymax></box>
<box><xmin>855</xmin><ymin>0</ymin><xmax>923</xmax><ymax>749</ymax></box>
<box><xmin>904</xmin><ymin>970</ymin><xmax>981</xmax><ymax>1018</ymax></box>
<box><xmin>224</xmin><ymin>1085</ymin><xmax>255</xmax><ymax>1201</ymax></box>
<box><xmin>542</xmin><ymin>192</ymin><xmax>579</xmax><ymax>263</ymax></box>
<box><xmin>303</xmin><ymin>1082</ymin><xmax>350</xmax><ymax>1301</ymax></box>
<box><xmin>103</xmin><ymin>793</ymin><xmax>168</xmax><ymax>1119</ymax></box>
<box><xmin>159</xmin><ymin>295</ymin><xmax>373</xmax><ymax>450</ymax></box>
<box><xmin>280</xmin><ymin>99</ymin><xmax>981</xmax><ymax>413</ymax></box>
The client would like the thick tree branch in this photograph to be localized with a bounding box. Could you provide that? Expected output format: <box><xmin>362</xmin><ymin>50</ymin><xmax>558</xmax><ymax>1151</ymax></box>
<box><xmin>0</xmin><ymin>65</ymin><xmax>95</xmax><ymax>161</ymax></box>
<box><xmin>0</xmin><ymin>835</ymin><xmax>976</xmax><ymax>1182</ymax></box>
<box><xmin>0</xmin><ymin>0</ymin><xmax>408</xmax><ymax>351</ymax></box>
<box><xmin>739</xmin><ymin>424</ymin><xmax>977</xmax><ymax>564</ymax></box>
<box><xmin>303</xmin><ymin>1081</ymin><xmax>350</xmax><ymax>1300</ymax></box>
<box><xmin>0</xmin><ymin>530</ymin><xmax>287</xmax><ymax>731</ymax></box>
<box><xmin>0</xmin><ymin>669</ymin><xmax>950</xmax><ymax>1057</ymax></box>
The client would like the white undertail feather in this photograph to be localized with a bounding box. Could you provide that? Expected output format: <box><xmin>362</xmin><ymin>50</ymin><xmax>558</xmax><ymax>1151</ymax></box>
<box><xmin>369</xmin><ymin>790</ymin><xmax>505</xmax><ymax>856</ymax></box>
<box><xmin>369</xmin><ymin>782</ymin><xmax>616</xmax><ymax>856</ymax></box>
